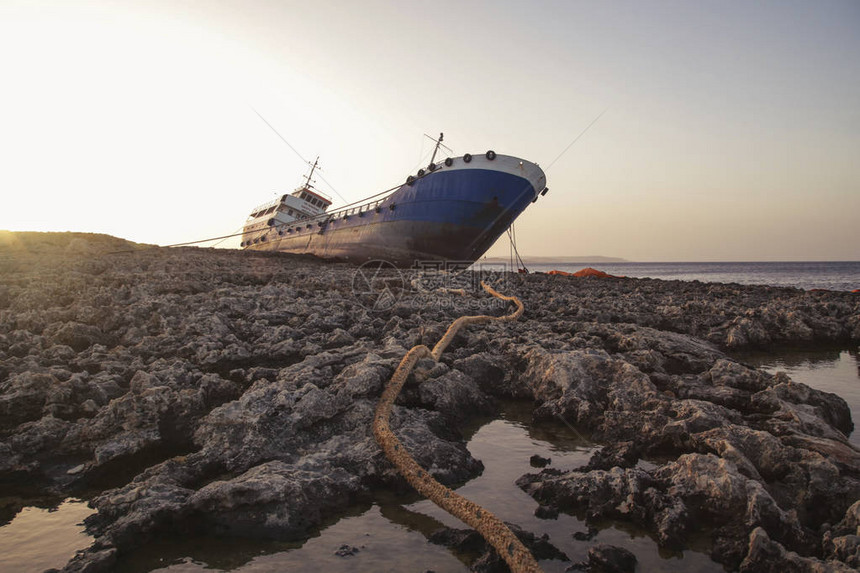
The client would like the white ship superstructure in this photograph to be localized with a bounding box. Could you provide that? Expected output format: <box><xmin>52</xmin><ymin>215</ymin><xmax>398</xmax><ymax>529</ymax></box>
<box><xmin>242</xmin><ymin>158</ymin><xmax>332</xmax><ymax>243</ymax></box>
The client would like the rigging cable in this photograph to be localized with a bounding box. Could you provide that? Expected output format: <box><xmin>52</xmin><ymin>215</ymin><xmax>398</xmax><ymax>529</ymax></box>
<box><xmin>514</xmin><ymin>224</ymin><xmax>527</xmax><ymax>272</ymax></box>
<box><xmin>209</xmin><ymin>225</ymin><xmax>245</xmax><ymax>248</ymax></box>
<box><xmin>250</xmin><ymin>106</ymin><xmax>349</xmax><ymax>206</ymax></box>
<box><xmin>506</xmin><ymin>225</ymin><xmax>528</xmax><ymax>274</ymax></box>
<box><xmin>159</xmin><ymin>175</ymin><xmax>412</xmax><ymax>250</ymax></box>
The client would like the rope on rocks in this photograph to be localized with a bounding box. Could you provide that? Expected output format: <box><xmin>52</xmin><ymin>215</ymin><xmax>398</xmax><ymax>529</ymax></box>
<box><xmin>373</xmin><ymin>281</ymin><xmax>542</xmax><ymax>573</ymax></box>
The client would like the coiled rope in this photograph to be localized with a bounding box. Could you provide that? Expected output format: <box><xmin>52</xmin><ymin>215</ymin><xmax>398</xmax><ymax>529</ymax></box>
<box><xmin>373</xmin><ymin>281</ymin><xmax>542</xmax><ymax>573</ymax></box>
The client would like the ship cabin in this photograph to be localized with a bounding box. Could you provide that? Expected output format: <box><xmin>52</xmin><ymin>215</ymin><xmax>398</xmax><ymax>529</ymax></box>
<box><xmin>241</xmin><ymin>185</ymin><xmax>332</xmax><ymax>246</ymax></box>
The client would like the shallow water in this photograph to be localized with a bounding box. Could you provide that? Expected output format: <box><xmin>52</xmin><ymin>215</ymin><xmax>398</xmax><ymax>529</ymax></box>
<box><xmin>734</xmin><ymin>346</ymin><xmax>860</xmax><ymax>446</ymax></box>
<box><xmin>0</xmin><ymin>497</ymin><xmax>94</xmax><ymax>572</ymax></box>
<box><xmin>113</xmin><ymin>401</ymin><xmax>723</xmax><ymax>572</ymax></box>
<box><xmin>4</xmin><ymin>348</ymin><xmax>858</xmax><ymax>572</ymax></box>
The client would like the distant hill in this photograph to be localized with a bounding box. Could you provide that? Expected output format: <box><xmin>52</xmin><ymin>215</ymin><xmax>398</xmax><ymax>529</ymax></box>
<box><xmin>0</xmin><ymin>231</ymin><xmax>147</xmax><ymax>254</ymax></box>
<box><xmin>481</xmin><ymin>255</ymin><xmax>629</xmax><ymax>264</ymax></box>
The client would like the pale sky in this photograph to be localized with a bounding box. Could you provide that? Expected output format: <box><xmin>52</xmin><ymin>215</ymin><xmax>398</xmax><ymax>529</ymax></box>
<box><xmin>1</xmin><ymin>0</ymin><xmax>858</xmax><ymax>261</ymax></box>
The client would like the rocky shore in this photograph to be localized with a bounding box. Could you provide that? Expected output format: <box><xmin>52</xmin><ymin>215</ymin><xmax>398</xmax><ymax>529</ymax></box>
<box><xmin>1</xmin><ymin>232</ymin><xmax>859</xmax><ymax>572</ymax></box>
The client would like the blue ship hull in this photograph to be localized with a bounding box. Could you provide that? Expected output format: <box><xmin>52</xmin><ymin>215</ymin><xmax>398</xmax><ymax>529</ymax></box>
<box><xmin>242</xmin><ymin>153</ymin><xmax>547</xmax><ymax>267</ymax></box>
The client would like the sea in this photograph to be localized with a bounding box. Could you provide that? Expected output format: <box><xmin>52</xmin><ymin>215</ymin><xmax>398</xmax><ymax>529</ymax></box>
<box><xmin>1</xmin><ymin>261</ymin><xmax>858</xmax><ymax>572</ymax></box>
<box><xmin>520</xmin><ymin>260</ymin><xmax>860</xmax><ymax>292</ymax></box>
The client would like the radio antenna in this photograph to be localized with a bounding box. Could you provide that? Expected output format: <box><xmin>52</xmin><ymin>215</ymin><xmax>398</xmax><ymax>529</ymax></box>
<box><xmin>424</xmin><ymin>132</ymin><xmax>453</xmax><ymax>166</ymax></box>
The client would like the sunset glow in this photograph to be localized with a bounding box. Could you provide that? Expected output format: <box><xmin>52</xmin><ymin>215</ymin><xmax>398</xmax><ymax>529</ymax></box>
<box><xmin>1</xmin><ymin>0</ymin><xmax>858</xmax><ymax>260</ymax></box>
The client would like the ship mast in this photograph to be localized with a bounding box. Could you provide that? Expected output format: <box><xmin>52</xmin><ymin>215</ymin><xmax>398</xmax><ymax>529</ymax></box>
<box><xmin>303</xmin><ymin>157</ymin><xmax>319</xmax><ymax>190</ymax></box>
<box><xmin>429</xmin><ymin>132</ymin><xmax>444</xmax><ymax>166</ymax></box>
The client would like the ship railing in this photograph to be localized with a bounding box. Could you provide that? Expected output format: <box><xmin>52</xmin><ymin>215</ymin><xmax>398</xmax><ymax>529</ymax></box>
<box><xmin>268</xmin><ymin>188</ymin><xmax>399</xmax><ymax>232</ymax></box>
<box><xmin>327</xmin><ymin>197</ymin><xmax>386</xmax><ymax>219</ymax></box>
<box><xmin>248</xmin><ymin>194</ymin><xmax>285</xmax><ymax>214</ymax></box>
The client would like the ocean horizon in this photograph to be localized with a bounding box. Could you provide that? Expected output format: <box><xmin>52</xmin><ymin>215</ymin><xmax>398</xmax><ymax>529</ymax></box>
<box><xmin>483</xmin><ymin>260</ymin><xmax>860</xmax><ymax>292</ymax></box>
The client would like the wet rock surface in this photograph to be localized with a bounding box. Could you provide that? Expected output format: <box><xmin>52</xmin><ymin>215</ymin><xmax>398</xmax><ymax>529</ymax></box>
<box><xmin>568</xmin><ymin>543</ymin><xmax>637</xmax><ymax>572</ymax></box>
<box><xmin>429</xmin><ymin>523</ymin><xmax>568</xmax><ymax>572</ymax></box>
<box><xmin>1</xmin><ymin>232</ymin><xmax>859</xmax><ymax>572</ymax></box>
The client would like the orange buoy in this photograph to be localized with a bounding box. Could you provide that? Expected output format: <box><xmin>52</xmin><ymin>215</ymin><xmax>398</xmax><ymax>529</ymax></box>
<box><xmin>547</xmin><ymin>268</ymin><xmax>621</xmax><ymax>278</ymax></box>
<box><xmin>573</xmin><ymin>267</ymin><xmax>617</xmax><ymax>278</ymax></box>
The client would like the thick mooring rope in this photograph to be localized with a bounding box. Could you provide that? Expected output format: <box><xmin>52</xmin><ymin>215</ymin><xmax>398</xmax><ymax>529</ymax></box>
<box><xmin>373</xmin><ymin>281</ymin><xmax>542</xmax><ymax>573</ymax></box>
